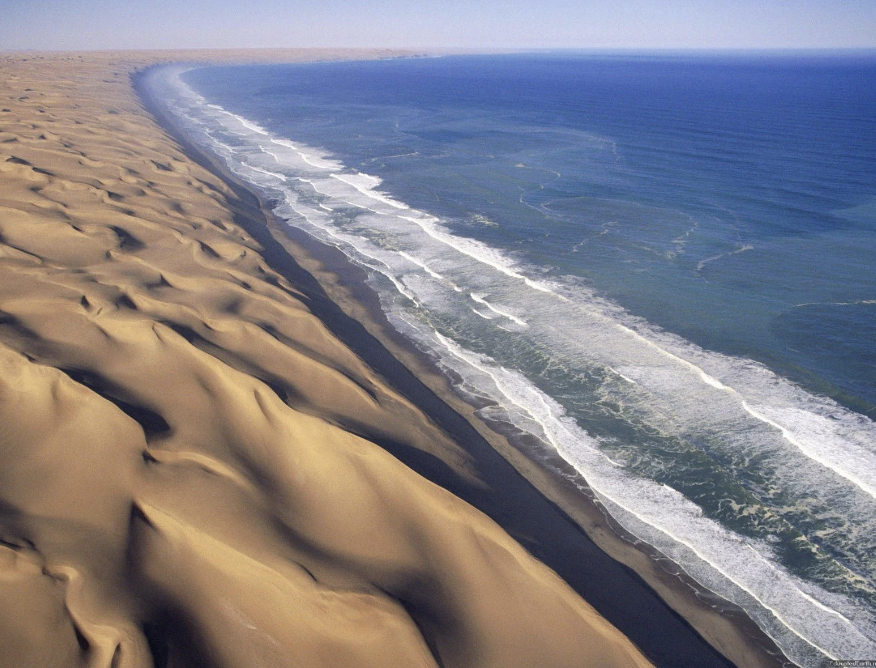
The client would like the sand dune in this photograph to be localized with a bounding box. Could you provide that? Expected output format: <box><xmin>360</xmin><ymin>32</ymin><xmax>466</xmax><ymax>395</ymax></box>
<box><xmin>0</xmin><ymin>51</ymin><xmax>654</xmax><ymax>667</ymax></box>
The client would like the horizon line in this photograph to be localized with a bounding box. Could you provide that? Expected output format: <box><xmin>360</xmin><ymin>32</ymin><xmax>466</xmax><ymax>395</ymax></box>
<box><xmin>4</xmin><ymin>45</ymin><xmax>876</xmax><ymax>55</ymax></box>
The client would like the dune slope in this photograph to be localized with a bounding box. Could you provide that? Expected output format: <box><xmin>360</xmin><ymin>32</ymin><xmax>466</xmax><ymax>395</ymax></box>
<box><xmin>0</xmin><ymin>52</ymin><xmax>652</xmax><ymax>668</ymax></box>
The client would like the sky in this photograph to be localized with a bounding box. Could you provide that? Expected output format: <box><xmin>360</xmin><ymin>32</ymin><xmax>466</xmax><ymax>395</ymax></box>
<box><xmin>1</xmin><ymin>0</ymin><xmax>875</xmax><ymax>52</ymax></box>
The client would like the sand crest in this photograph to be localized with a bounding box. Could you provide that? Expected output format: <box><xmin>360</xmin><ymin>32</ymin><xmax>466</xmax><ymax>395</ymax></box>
<box><xmin>0</xmin><ymin>51</ymin><xmax>654</xmax><ymax>667</ymax></box>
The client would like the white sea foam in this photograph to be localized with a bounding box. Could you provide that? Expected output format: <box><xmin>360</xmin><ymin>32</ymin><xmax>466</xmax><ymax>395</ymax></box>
<box><xmin>331</xmin><ymin>172</ymin><xmax>409</xmax><ymax>208</ymax></box>
<box><xmin>244</xmin><ymin>164</ymin><xmax>288</xmax><ymax>182</ymax></box>
<box><xmin>398</xmin><ymin>214</ymin><xmax>569</xmax><ymax>299</ymax></box>
<box><xmin>149</xmin><ymin>66</ymin><xmax>876</xmax><ymax>665</ymax></box>
<box><xmin>398</xmin><ymin>251</ymin><xmax>463</xmax><ymax>291</ymax></box>
<box><xmin>271</xmin><ymin>138</ymin><xmax>342</xmax><ymax>171</ymax></box>
<box><xmin>418</xmin><ymin>325</ymin><xmax>875</xmax><ymax>663</ymax></box>
<box><xmin>470</xmin><ymin>293</ymin><xmax>527</xmax><ymax>327</ymax></box>
<box><xmin>741</xmin><ymin>402</ymin><xmax>876</xmax><ymax>500</ymax></box>
<box><xmin>609</xmin><ymin>367</ymin><xmax>638</xmax><ymax>385</ymax></box>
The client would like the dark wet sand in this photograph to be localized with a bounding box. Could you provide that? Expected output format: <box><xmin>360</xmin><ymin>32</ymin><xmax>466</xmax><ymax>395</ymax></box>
<box><xmin>136</xmin><ymin>55</ymin><xmax>789</xmax><ymax>668</ymax></box>
<box><xmin>0</xmin><ymin>48</ymin><xmax>788</xmax><ymax>668</ymax></box>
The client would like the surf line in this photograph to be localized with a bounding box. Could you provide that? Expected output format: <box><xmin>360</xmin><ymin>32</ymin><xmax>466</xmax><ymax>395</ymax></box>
<box><xmin>563</xmin><ymin>299</ymin><xmax>876</xmax><ymax>503</ymax></box>
<box><xmin>184</xmin><ymin>85</ymin><xmax>876</xmax><ymax>506</ymax></box>
<box><xmin>170</xmin><ymin>79</ymin><xmax>873</xmax><ymax>659</ymax></box>
<box><xmin>181</xmin><ymin>78</ymin><xmax>570</xmax><ymax>305</ymax></box>
<box><xmin>741</xmin><ymin>401</ymin><xmax>876</xmax><ymax>500</ymax></box>
<box><xmin>400</xmin><ymin>213</ymin><xmax>570</xmax><ymax>301</ymax></box>
<box><xmin>280</xmin><ymin>192</ymin><xmax>421</xmax><ymax>306</ymax></box>
<box><xmin>421</xmin><ymin>324</ymin><xmax>853</xmax><ymax>661</ymax></box>
<box><xmin>200</xmin><ymin>88</ymin><xmax>341</xmax><ymax>171</ymax></box>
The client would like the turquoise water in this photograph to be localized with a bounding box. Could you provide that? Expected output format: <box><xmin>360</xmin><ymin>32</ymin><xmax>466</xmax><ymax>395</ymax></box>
<box><xmin>152</xmin><ymin>53</ymin><xmax>876</xmax><ymax>665</ymax></box>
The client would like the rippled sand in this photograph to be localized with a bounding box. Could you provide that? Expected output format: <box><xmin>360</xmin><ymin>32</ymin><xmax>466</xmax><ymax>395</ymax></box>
<box><xmin>0</xmin><ymin>50</ymin><xmax>654</xmax><ymax>668</ymax></box>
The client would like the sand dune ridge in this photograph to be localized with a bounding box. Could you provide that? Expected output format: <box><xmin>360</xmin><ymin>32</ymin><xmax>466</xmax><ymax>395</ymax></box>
<box><xmin>0</xmin><ymin>51</ymin><xmax>652</xmax><ymax>668</ymax></box>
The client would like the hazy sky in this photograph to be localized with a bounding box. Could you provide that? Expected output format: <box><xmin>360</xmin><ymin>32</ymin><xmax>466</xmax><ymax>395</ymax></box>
<box><xmin>2</xmin><ymin>0</ymin><xmax>875</xmax><ymax>51</ymax></box>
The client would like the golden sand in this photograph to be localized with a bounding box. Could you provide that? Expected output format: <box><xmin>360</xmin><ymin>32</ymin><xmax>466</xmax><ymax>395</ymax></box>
<box><xmin>0</xmin><ymin>50</ymin><xmax>656</xmax><ymax>667</ymax></box>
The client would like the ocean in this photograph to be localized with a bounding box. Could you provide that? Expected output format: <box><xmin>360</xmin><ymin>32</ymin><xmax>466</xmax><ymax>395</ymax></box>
<box><xmin>148</xmin><ymin>52</ymin><xmax>876</xmax><ymax>666</ymax></box>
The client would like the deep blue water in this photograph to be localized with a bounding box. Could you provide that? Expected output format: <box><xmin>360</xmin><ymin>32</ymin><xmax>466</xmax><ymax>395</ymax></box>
<box><xmin>187</xmin><ymin>53</ymin><xmax>876</xmax><ymax>412</ymax></box>
<box><xmin>153</xmin><ymin>53</ymin><xmax>876</xmax><ymax>665</ymax></box>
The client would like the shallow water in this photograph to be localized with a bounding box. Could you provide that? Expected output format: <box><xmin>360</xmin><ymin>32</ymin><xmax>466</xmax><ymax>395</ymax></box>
<box><xmin>151</xmin><ymin>52</ymin><xmax>876</xmax><ymax>665</ymax></box>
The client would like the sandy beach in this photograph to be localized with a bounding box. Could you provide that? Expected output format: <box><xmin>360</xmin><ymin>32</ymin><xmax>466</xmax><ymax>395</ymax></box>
<box><xmin>0</xmin><ymin>49</ymin><xmax>787</xmax><ymax>668</ymax></box>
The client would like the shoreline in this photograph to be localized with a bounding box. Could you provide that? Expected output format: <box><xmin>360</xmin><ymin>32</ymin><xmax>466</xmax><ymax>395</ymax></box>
<box><xmin>135</xmin><ymin>59</ymin><xmax>790</xmax><ymax>667</ymax></box>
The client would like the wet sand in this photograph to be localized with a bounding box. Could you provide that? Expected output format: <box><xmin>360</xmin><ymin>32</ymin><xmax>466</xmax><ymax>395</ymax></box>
<box><xmin>0</xmin><ymin>49</ymin><xmax>787</xmax><ymax>668</ymax></box>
